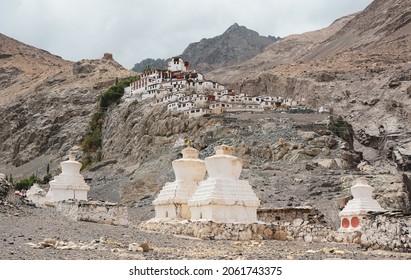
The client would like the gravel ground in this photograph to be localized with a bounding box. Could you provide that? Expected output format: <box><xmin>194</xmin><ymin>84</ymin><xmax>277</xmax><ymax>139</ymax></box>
<box><xmin>1</xmin><ymin>203</ymin><xmax>410</xmax><ymax>260</ymax></box>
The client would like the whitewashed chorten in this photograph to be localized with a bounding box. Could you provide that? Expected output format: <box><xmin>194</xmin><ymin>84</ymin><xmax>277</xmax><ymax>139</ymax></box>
<box><xmin>153</xmin><ymin>147</ymin><xmax>206</xmax><ymax>219</ymax></box>
<box><xmin>26</xmin><ymin>183</ymin><xmax>47</xmax><ymax>206</ymax></box>
<box><xmin>46</xmin><ymin>155</ymin><xmax>90</xmax><ymax>203</ymax></box>
<box><xmin>188</xmin><ymin>145</ymin><xmax>260</xmax><ymax>223</ymax></box>
<box><xmin>339</xmin><ymin>178</ymin><xmax>385</xmax><ymax>232</ymax></box>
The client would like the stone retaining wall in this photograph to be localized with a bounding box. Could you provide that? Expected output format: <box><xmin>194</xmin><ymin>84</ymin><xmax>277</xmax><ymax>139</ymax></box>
<box><xmin>360</xmin><ymin>212</ymin><xmax>411</xmax><ymax>252</ymax></box>
<box><xmin>140</xmin><ymin>206</ymin><xmax>334</xmax><ymax>241</ymax></box>
<box><xmin>140</xmin><ymin>208</ymin><xmax>411</xmax><ymax>253</ymax></box>
<box><xmin>282</xmin><ymin>219</ymin><xmax>333</xmax><ymax>242</ymax></box>
<box><xmin>56</xmin><ymin>200</ymin><xmax>129</xmax><ymax>226</ymax></box>
<box><xmin>257</xmin><ymin>207</ymin><xmax>325</xmax><ymax>223</ymax></box>
<box><xmin>140</xmin><ymin>220</ymin><xmax>278</xmax><ymax>240</ymax></box>
<box><xmin>140</xmin><ymin>216</ymin><xmax>334</xmax><ymax>242</ymax></box>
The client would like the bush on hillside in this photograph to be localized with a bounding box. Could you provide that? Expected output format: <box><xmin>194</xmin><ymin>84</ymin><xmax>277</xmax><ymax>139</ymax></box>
<box><xmin>15</xmin><ymin>175</ymin><xmax>39</xmax><ymax>191</ymax></box>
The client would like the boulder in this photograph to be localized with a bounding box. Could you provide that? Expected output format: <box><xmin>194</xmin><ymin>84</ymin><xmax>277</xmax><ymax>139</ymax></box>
<box><xmin>315</xmin><ymin>159</ymin><xmax>339</xmax><ymax>169</ymax></box>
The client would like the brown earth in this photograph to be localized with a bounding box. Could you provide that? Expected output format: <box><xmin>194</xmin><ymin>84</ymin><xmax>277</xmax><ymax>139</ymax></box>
<box><xmin>0</xmin><ymin>33</ymin><xmax>135</xmax><ymax>167</ymax></box>
<box><xmin>1</xmin><ymin>202</ymin><xmax>410</xmax><ymax>260</ymax></box>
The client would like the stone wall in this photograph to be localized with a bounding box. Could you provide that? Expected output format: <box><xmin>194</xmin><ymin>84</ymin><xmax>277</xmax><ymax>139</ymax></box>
<box><xmin>140</xmin><ymin>219</ymin><xmax>334</xmax><ymax>242</ymax></box>
<box><xmin>140</xmin><ymin>207</ymin><xmax>411</xmax><ymax>253</ymax></box>
<box><xmin>257</xmin><ymin>207</ymin><xmax>333</xmax><ymax>242</ymax></box>
<box><xmin>257</xmin><ymin>206</ymin><xmax>325</xmax><ymax>223</ymax></box>
<box><xmin>56</xmin><ymin>200</ymin><xmax>128</xmax><ymax>226</ymax></box>
<box><xmin>360</xmin><ymin>212</ymin><xmax>411</xmax><ymax>252</ymax></box>
<box><xmin>140</xmin><ymin>207</ymin><xmax>334</xmax><ymax>241</ymax></box>
<box><xmin>140</xmin><ymin>220</ymin><xmax>278</xmax><ymax>241</ymax></box>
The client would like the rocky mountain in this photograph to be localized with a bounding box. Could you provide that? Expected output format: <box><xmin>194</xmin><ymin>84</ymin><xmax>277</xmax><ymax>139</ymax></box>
<box><xmin>208</xmin><ymin>0</ymin><xmax>411</xmax><ymax>171</ymax></box>
<box><xmin>180</xmin><ymin>23</ymin><xmax>279</xmax><ymax>72</ymax></box>
<box><xmin>0</xmin><ymin>33</ymin><xmax>134</xmax><ymax>173</ymax></box>
<box><xmin>132</xmin><ymin>58</ymin><xmax>167</xmax><ymax>73</ymax></box>
<box><xmin>132</xmin><ymin>23</ymin><xmax>279</xmax><ymax>73</ymax></box>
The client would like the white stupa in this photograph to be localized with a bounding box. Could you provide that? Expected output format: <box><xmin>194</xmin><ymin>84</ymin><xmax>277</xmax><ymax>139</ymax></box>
<box><xmin>339</xmin><ymin>178</ymin><xmax>385</xmax><ymax>232</ymax></box>
<box><xmin>46</xmin><ymin>155</ymin><xmax>90</xmax><ymax>203</ymax></box>
<box><xmin>153</xmin><ymin>147</ymin><xmax>206</xmax><ymax>220</ymax></box>
<box><xmin>26</xmin><ymin>183</ymin><xmax>47</xmax><ymax>206</ymax></box>
<box><xmin>188</xmin><ymin>145</ymin><xmax>260</xmax><ymax>223</ymax></box>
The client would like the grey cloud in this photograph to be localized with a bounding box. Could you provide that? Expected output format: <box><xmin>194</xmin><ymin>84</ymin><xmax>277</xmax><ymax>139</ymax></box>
<box><xmin>0</xmin><ymin>0</ymin><xmax>373</xmax><ymax>68</ymax></box>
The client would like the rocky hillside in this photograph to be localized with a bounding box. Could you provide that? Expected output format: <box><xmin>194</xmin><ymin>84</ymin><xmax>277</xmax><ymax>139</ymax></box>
<box><xmin>0</xmin><ymin>34</ymin><xmax>134</xmax><ymax>172</ymax></box>
<box><xmin>208</xmin><ymin>0</ymin><xmax>411</xmax><ymax>171</ymax></box>
<box><xmin>83</xmin><ymin>99</ymin><xmax>409</xmax><ymax>228</ymax></box>
<box><xmin>132</xmin><ymin>23</ymin><xmax>279</xmax><ymax>73</ymax></box>
<box><xmin>0</xmin><ymin>0</ymin><xmax>410</xmax><ymax>230</ymax></box>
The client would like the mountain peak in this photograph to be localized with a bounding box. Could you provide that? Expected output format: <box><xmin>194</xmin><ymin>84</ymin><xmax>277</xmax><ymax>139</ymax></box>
<box><xmin>180</xmin><ymin>24</ymin><xmax>279</xmax><ymax>72</ymax></box>
<box><xmin>227</xmin><ymin>22</ymin><xmax>240</xmax><ymax>30</ymax></box>
<box><xmin>224</xmin><ymin>23</ymin><xmax>256</xmax><ymax>35</ymax></box>
<box><xmin>132</xmin><ymin>24</ymin><xmax>280</xmax><ymax>73</ymax></box>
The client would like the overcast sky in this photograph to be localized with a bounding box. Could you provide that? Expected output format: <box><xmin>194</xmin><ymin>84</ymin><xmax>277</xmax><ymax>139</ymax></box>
<box><xmin>0</xmin><ymin>0</ymin><xmax>373</xmax><ymax>69</ymax></box>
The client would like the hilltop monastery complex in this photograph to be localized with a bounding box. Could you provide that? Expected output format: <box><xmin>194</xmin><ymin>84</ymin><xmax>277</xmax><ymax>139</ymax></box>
<box><xmin>124</xmin><ymin>57</ymin><xmax>306</xmax><ymax>117</ymax></box>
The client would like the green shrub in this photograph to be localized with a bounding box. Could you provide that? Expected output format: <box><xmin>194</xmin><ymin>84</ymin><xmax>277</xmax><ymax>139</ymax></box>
<box><xmin>42</xmin><ymin>173</ymin><xmax>53</xmax><ymax>184</ymax></box>
<box><xmin>80</xmin><ymin>76</ymin><xmax>139</xmax><ymax>169</ymax></box>
<box><xmin>81</xmin><ymin>126</ymin><xmax>102</xmax><ymax>153</ymax></box>
<box><xmin>15</xmin><ymin>174</ymin><xmax>39</xmax><ymax>191</ymax></box>
<box><xmin>81</xmin><ymin>155</ymin><xmax>93</xmax><ymax>170</ymax></box>
<box><xmin>99</xmin><ymin>84</ymin><xmax>125</xmax><ymax>109</ymax></box>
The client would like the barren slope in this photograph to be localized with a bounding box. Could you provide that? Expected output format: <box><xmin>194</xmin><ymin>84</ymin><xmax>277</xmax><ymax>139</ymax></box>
<box><xmin>0</xmin><ymin>34</ymin><xmax>134</xmax><ymax>168</ymax></box>
<box><xmin>207</xmin><ymin>0</ymin><xmax>411</xmax><ymax>170</ymax></box>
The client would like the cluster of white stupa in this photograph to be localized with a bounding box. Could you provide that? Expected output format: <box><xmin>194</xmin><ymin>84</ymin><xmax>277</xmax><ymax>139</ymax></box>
<box><xmin>153</xmin><ymin>145</ymin><xmax>260</xmax><ymax>223</ymax></box>
<box><xmin>18</xmin><ymin>145</ymin><xmax>385</xmax><ymax>232</ymax></box>
<box><xmin>153</xmin><ymin>145</ymin><xmax>386</xmax><ymax>228</ymax></box>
